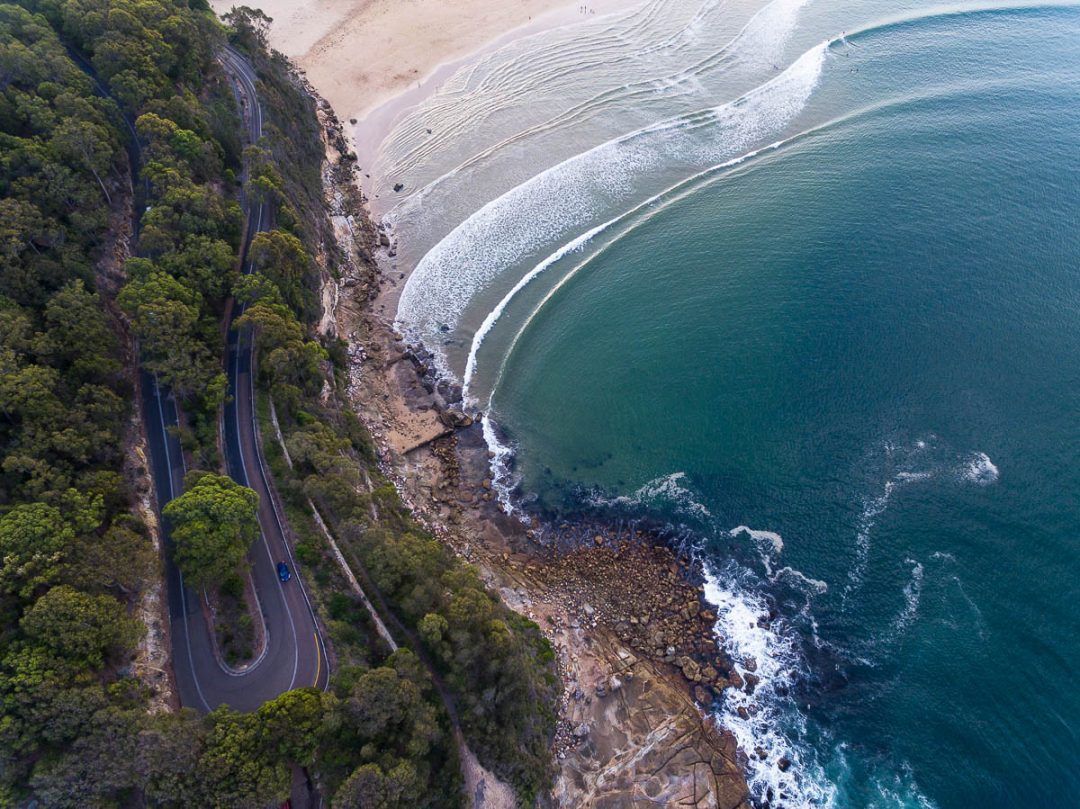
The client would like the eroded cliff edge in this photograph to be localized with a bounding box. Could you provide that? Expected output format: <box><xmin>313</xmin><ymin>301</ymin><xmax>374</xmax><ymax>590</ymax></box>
<box><xmin>310</xmin><ymin>84</ymin><xmax>753</xmax><ymax>809</ymax></box>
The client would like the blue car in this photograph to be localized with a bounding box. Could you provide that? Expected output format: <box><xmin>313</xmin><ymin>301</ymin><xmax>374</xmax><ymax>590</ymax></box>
<box><xmin>277</xmin><ymin>561</ymin><xmax>291</xmax><ymax>582</ymax></box>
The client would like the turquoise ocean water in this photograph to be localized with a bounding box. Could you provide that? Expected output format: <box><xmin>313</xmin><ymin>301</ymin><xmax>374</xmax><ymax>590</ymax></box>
<box><xmin>382</xmin><ymin>2</ymin><xmax>1080</xmax><ymax>806</ymax></box>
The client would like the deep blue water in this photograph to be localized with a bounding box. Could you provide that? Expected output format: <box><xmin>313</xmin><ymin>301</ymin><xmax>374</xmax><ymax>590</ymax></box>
<box><xmin>469</xmin><ymin>6</ymin><xmax>1080</xmax><ymax>807</ymax></box>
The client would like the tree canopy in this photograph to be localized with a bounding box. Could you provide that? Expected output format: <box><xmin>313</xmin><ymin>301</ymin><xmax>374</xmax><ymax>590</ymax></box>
<box><xmin>21</xmin><ymin>584</ymin><xmax>143</xmax><ymax>668</ymax></box>
<box><xmin>0</xmin><ymin>502</ymin><xmax>73</xmax><ymax>598</ymax></box>
<box><xmin>0</xmin><ymin>2</ymin><xmax>557</xmax><ymax>805</ymax></box>
<box><xmin>163</xmin><ymin>472</ymin><xmax>259</xmax><ymax>590</ymax></box>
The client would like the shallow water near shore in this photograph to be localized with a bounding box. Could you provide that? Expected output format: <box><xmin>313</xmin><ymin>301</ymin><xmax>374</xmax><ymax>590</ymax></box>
<box><xmin>385</xmin><ymin>1</ymin><xmax>1080</xmax><ymax>806</ymax></box>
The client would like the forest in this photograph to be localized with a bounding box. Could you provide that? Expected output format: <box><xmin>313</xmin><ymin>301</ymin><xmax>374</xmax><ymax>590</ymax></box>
<box><xmin>0</xmin><ymin>0</ymin><xmax>558</xmax><ymax>805</ymax></box>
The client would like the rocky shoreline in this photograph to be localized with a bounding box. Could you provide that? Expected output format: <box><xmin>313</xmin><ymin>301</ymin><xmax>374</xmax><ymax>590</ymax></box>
<box><xmin>309</xmin><ymin>85</ymin><xmax>755</xmax><ymax>808</ymax></box>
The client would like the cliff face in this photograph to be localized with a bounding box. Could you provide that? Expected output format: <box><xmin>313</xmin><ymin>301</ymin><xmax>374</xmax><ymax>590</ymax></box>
<box><xmin>312</xmin><ymin>93</ymin><xmax>752</xmax><ymax>808</ymax></box>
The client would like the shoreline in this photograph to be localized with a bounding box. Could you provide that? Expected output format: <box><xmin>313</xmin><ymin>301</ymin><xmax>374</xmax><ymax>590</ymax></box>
<box><xmin>307</xmin><ymin>85</ymin><xmax>754</xmax><ymax>807</ymax></box>
<box><xmin>350</xmin><ymin>0</ymin><xmax>638</xmax><ymax>190</ymax></box>
<box><xmin>210</xmin><ymin>0</ymin><xmax>639</xmax><ymax>194</ymax></box>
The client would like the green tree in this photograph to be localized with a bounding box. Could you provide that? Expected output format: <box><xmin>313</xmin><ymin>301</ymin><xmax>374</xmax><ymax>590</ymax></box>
<box><xmin>223</xmin><ymin>6</ymin><xmax>273</xmax><ymax>50</ymax></box>
<box><xmin>0</xmin><ymin>502</ymin><xmax>73</xmax><ymax>599</ymax></box>
<box><xmin>21</xmin><ymin>585</ymin><xmax>143</xmax><ymax>669</ymax></box>
<box><xmin>28</xmin><ymin>703</ymin><xmax>142</xmax><ymax>808</ymax></box>
<box><xmin>0</xmin><ymin>645</ymin><xmax>110</xmax><ymax>757</ymax></box>
<box><xmin>417</xmin><ymin>613</ymin><xmax>449</xmax><ymax>659</ymax></box>
<box><xmin>137</xmin><ymin>711</ymin><xmax>206</xmax><ymax>807</ymax></box>
<box><xmin>247</xmin><ymin>229</ymin><xmax>313</xmax><ymax>316</ymax></box>
<box><xmin>236</xmin><ymin>289</ymin><xmax>327</xmax><ymax>412</ymax></box>
<box><xmin>49</xmin><ymin>116</ymin><xmax>118</xmax><ymax>204</ymax></box>
<box><xmin>162</xmin><ymin>472</ymin><xmax>259</xmax><ymax>590</ymax></box>
<box><xmin>158</xmin><ymin>235</ymin><xmax>237</xmax><ymax>300</ymax></box>
<box><xmin>38</xmin><ymin>280</ymin><xmax>122</xmax><ymax>382</ymax></box>
<box><xmin>255</xmin><ymin>687</ymin><xmax>324</xmax><ymax>767</ymax></box>
<box><xmin>64</xmin><ymin>522</ymin><xmax>157</xmax><ymax>595</ymax></box>
<box><xmin>0</xmin><ymin>198</ymin><xmax>57</xmax><ymax>267</ymax></box>
<box><xmin>118</xmin><ymin>267</ymin><xmax>213</xmax><ymax>396</ymax></box>
<box><xmin>334</xmin><ymin>761</ymin><xmax>423</xmax><ymax>809</ymax></box>
<box><xmin>195</xmin><ymin>707</ymin><xmax>290</xmax><ymax>808</ymax></box>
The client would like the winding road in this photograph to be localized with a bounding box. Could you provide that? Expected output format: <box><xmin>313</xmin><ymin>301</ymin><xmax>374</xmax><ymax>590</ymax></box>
<box><xmin>141</xmin><ymin>46</ymin><xmax>328</xmax><ymax>713</ymax></box>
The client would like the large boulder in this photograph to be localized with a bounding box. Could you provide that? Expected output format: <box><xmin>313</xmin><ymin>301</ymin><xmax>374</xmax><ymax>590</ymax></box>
<box><xmin>677</xmin><ymin>656</ymin><xmax>701</xmax><ymax>681</ymax></box>
<box><xmin>439</xmin><ymin>409</ymin><xmax>474</xmax><ymax>429</ymax></box>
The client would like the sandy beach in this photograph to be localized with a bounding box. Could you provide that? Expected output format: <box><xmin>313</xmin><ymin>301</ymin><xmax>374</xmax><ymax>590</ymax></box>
<box><xmin>210</xmin><ymin>0</ymin><xmax>635</xmax><ymax>149</ymax></box>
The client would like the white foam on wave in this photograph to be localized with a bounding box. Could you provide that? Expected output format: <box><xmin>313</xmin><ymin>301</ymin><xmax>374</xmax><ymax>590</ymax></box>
<box><xmin>731</xmin><ymin>0</ymin><xmax>815</xmax><ymax>68</ymax></box>
<box><xmin>702</xmin><ymin>553</ymin><xmax>936</xmax><ymax>807</ymax></box>
<box><xmin>478</xmin><ymin>428</ymin><xmax>715</xmax><ymax>521</ymax></box>
<box><xmin>844</xmin><ymin>477</ymin><xmax>900</xmax><ymax>597</ymax></box>
<box><xmin>888</xmin><ymin>558</ymin><xmax>925</xmax><ymax>638</ymax></box>
<box><xmin>463</xmin><ymin>138</ymin><xmax>782</xmax><ymax>401</ymax></box>
<box><xmin>951</xmin><ymin>575</ymin><xmax>987</xmax><ymax>640</ymax></box>
<box><xmin>703</xmin><ymin>562</ymin><xmax>836</xmax><ymax>808</ymax></box>
<box><xmin>637</xmin><ymin>472</ymin><xmax>713</xmax><ymax>518</ymax></box>
<box><xmin>383</xmin><ymin>0</ymin><xmax>813</xmax><ymax>225</ymax></box>
<box><xmin>864</xmin><ymin>766</ymin><xmax>938</xmax><ymax>809</ymax></box>
<box><xmin>678</xmin><ymin>0</ymin><xmax>727</xmax><ymax>45</ymax></box>
<box><xmin>462</xmin><ymin>219</ymin><xmax>611</xmax><ymax>402</ymax></box>
<box><xmin>480</xmin><ymin>414</ymin><xmax>521</xmax><ymax>515</ymax></box>
<box><xmin>398</xmin><ymin>39</ymin><xmax>831</xmax><ymax>377</ymax></box>
<box><xmin>587</xmin><ymin>471</ymin><xmax>713</xmax><ymax>520</ymax></box>
<box><xmin>846</xmin><ymin>442</ymin><xmax>1000</xmax><ymax>599</ymax></box>
<box><xmin>703</xmin><ymin>558</ymin><xmax>933</xmax><ymax>809</ymax></box>
<box><xmin>729</xmin><ymin>524</ymin><xmax>786</xmax><ymax>577</ymax></box>
<box><xmin>962</xmin><ymin>451</ymin><xmax>999</xmax><ymax>485</ymax></box>
<box><xmin>730</xmin><ymin>524</ymin><xmax>785</xmax><ymax>554</ymax></box>
<box><xmin>774</xmin><ymin>565</ymin><xmax>828</xmax><ymax>595</ymax></box>
<box><xmin>843</xmin><ymin>441</ymin><xmax>939</xmax><ymax>600</ymax></box>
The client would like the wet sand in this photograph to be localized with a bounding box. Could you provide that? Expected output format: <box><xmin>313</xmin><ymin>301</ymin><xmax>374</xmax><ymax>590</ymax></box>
<box><xmin>210</xmin><ymin>0</ymin><xmax>636</xmax><ymax>158</ymax></box>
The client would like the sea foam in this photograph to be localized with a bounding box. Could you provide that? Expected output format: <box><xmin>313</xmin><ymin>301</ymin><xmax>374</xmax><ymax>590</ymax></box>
<box><xmin>843</xmin><ymin>440</ymin><xmax>940</xmax><ymax>601</ymax></box>
<box><xmin>888</xmin><ymin>558</ymin><xmax>925</xmax><ymax>638</ymax></box>
<box><xmin>480</xmin><ymin>414</ymin><xmax>521</xmax><ymax>515</ymax></box>
<box><xmin>585</xmin><ymin>471</ymin><xmax>713</xmax><ymax>520</ymax></box>
<box><xmin>380</xmin><ymin>0</ymin><xmax>813</xmax><ymax>231</ymax></box>
<box><xmin>731</xmin><ymin>524</ymin><xmax>786</xmax><ymax>555</ymax></box>
<box><xmin>962</xmin><ymin>451</ymin><xmax>999</xmax><ymax>485</ymax></box>
<box><xmin>703</xmin><ymin>562</ymin><xmax>836</xmax><ymax>808</ymax></box>
<box><xmin>774</xmin><ymin>565</ymin><xmax>828</xmax><ymax>595</ymax></box>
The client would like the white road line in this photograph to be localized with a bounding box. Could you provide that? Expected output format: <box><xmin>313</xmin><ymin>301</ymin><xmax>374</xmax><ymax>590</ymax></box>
<box><xmin>232</xmin><ymin>315</ymin><xmax>301</xmax><ymax>689</ymax></box>
<box><xmin>154</xmin><ymin>375</ymin><xmax>212</xmax><ymax>712</ymax></box>
<box><xmin>220</xmin><ymin>45</ymin><xmax>329</xmax><ymax>693</ymax></box>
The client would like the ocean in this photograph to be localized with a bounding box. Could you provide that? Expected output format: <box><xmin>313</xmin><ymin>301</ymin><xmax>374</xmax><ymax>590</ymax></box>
<box><xmin>379</xmin><ymin>1</ymin><xmax>1080</xmax><ymax>806</ymax></box>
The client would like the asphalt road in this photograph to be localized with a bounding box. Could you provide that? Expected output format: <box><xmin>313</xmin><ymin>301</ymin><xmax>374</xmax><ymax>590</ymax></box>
<box><xmin>141</xmin><ymin>46</ymin><xmax>328</xmax><ymax>714</ymax></box>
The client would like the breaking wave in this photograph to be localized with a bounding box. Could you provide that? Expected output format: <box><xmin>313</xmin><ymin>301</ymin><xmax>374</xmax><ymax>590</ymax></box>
<box><xmin>704</xmin><ymin>562</ymin><xmax>836</xmax><ymax>808</ymax></box>
<box><xmin>463</xmin><ymin>219</ymin><xmax>614</xmax><ymax>402</ymax></box>
<box><xmin>397</xmin><ymin>40</ymin><xmax>830</xmax><ymax>374</ymax></box>
<box><xmin>962</xmin><ymin>451</ymin><xmax>999</xmax><ymax>485</ymax></box>
<box><xmin>462</xmin><ymin>136</ymin><xmax>786</xmax><ymax>401</ymax></box>
<box><xmin>586</xmin><ymin>471</ymin><xmax>713</xmax><ymax>520</ymax></box>
<box><xmin>377</xmin><ymin>0</ymin><xmax>814</xmax><ymax>218</ymax></box>
<box><xmin>480</xmin><ymin>414</ymin><xmax>520</xmax><ymax>514</ymax></box>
